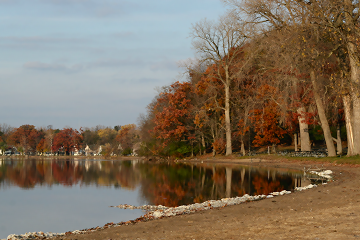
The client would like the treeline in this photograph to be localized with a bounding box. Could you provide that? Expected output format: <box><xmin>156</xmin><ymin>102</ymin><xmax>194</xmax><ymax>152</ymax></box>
<box><xmin>0</xmin><ymin>124</ymin><xmax>139</xmax><ymax>156</ymax></box>
<box><xmin>138</xmin><ymin>0</ymin><xmax>360</xmax><ymax>158</ymax></box>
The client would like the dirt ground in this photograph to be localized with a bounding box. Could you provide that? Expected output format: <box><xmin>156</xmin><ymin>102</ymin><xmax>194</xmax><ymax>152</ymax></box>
<box><xmin>50</xmin><ymin>158</ymin><xmax>360</xmax><ymax>240</ymax></box>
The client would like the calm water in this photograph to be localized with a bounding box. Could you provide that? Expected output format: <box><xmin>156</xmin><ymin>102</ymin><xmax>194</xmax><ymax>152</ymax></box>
<box><xmin>0</xmin><ymin>158</ymin><xmax>310</xmax><ymax>238</ymax></box>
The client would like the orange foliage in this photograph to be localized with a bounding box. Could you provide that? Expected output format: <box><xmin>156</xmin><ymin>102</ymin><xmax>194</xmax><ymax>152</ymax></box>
<box><xmin>36</xmin><ymin>139</ymin><xmax>46</xmax><ymax>153</ymax></box>
<box><xmin>152</xmin><ymin>81</ymin><xmax>193</xmax><ymax>145</ymax></box>
<box><xmin>52</xmin><ymin>128</ymin><xmax>83</xmax><ymax>154</ymax></box>
<box><xmin>8</xmin><ymin>125</ymin><xmax>44</xmax><ymax>153</ymax></box>
<box><xmin>251</xmin><ymin>84</ymin><xmax>287</xmax><ymax>147</ymax></box>
<box><xmin>235</xmin><ymin>119</ymin><xmax>250</xmax><ymax>137</ymax></box>
<box><xmin>212</xmin><ymin>138</ymin><xmax>226</xmax><ymax>155</ymax></box>
<box><xmin>116</xmin><ymin>124</ymin><xmax>137</xmax><ymax>151</ymax></box>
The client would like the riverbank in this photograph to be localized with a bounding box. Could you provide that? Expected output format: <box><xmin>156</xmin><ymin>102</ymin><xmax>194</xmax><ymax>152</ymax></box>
<box><xmin>31</xmin><ymin>155</ymin><xmax>358</xmax><ymax>240</ymax></box>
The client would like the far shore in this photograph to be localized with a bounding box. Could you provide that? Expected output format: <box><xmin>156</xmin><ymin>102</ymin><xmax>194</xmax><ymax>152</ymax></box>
<box><xmin>0</xmin><ymin>155</ymin><xmax>143</xmax><ymax>160</ymax></box>
<box><xmin>2</xmin><ymin>152</ymin><xmax>360</xmax><ymax>166</ymax></box>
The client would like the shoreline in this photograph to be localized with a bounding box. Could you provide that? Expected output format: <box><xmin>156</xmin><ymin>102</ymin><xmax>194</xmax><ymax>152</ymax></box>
<box><xmin>6</xmin><ymin>156</ymin><xmax>358</xmax><ymax>240</ymax></box>
<box><xmin>0</xmin><ymin>155</ymin><xmax>140</xmax><ymax>160</ymax></box>
<box><xmin>49</xmin><ymin>158</ymin><xmax>360</xmax><ymax>239</ymax></box>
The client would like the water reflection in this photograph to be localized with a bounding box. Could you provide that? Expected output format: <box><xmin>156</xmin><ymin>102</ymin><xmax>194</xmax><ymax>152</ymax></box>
<box><xmin>0</xmin><ymin>159</ymin><xmax>311</xmax><ymax>207</ymax></box>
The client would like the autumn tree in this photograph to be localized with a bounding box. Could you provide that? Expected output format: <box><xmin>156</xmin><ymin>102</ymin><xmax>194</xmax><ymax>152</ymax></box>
<box><xmin>151</xmin><ymin>81</ymin><xmax>195</xmax><ymax>157</ymax></box>
<box><xmin>223</xmin><ymin>0</ymin><xmax>340</xmax><ymax>156</ymax></box>
<box><xmin>183</xmin><ymin>60</ymin><xmax>213</xmax><ymax>155</ymax></box>
<box><xmin>97</xmin><ymin>127</ymin><xmax>118</xmax><ymax>146</ymax></box>
<box><xmin>194</xmin><ymin>63</ymin><xmax>229</xmax><ymax>156</ymax></box>
<box><xmin>115</xmin><ymin>124</ymin><xmax>139</xmax><ymax>155</ymax></box>
<box><xmin>191</xmin><ymin>12</ymin><xmax>248</xmax><ymax>155</ymax></box>
<box><xmin>44</xmin><ymin>127</ymin><xmax>55</xmax><ymax>153</ymax></box>
<box><xmin>300</xmin><ymin>0</ymin><xmax>360</xmax><ymax>155</ymax></box>
<box><xmin>251</xmin><ymin>84</ymin><xmax>288</xmax><ymax>147</ymax></box>
<box><xmin>82</xmin><ymin>127</ymin><xmax>100</xmax><ymax>149</ymax></box>
<box><xmin>8</xmin><ymin>125</ymin><xmax>44</xmax><ymax>154</ymax></box>
<box><xmin>36</xmin><ymin>139</ymin><xmax>46</xmax><ymax>154</ymax></box>
<box><xmin>52</xmin><ymin>128</ymin><xmax>83</xmax><ymax>155</ymax></box>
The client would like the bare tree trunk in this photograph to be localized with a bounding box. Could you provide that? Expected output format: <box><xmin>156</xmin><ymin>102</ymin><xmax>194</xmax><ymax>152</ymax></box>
<box><xmin>310</xmin><ymin>71</ymin><xmax>336</xmax><ymax>156</ymax></box>
<box><xmin>297</xmin><ymin>107</ymin><xmax>311</xmax><ymax>151</ymax></box>
<box><xmin>351</xmin><ymin>93</ymin><xmax>360</xmax><ymax>155</ymax></box>
<box><xmin>240</xmin><ymin>139</ymin><xmax>246</xmax><ymax>156</ymax></box>
<box><xmin>332</xmin><ymin>124</ymin><xmax>342</xmax><ymax>155</ymax></box>
<box><xmin>211</xmin><ymin>124</ymin><xmax>216</xmax><ymax>157</ymax></box>
<box><xmin>342</xmin><ymin>0</ymin><xmax>360</xmax><ymax>154</ymax></box>
<box><xmin>224</xmin><ymin>68</ymin><xmax>232</xmax><ymax>156</ymax></box>
<box><xmin>191</xmin><ymin>140</ymin><xmax>194</xmax><ymax>157</ymax></box>
<box><xmin>271</xmin><ymin>145</ymin><xmax>276</xmax><ymax>154</ymax></box>
<box><xmin>349</xmin><ymin>80</ymin><xmax>360</xmax><ymax>156</ymax></box>
<box><xmin>294</xmin><ymin>133</ymin><xmax>298</xmax><ymax>152</ymax></box>
<box><xmin>343</xmin><ymin>95</ymin><xmax>355</xmax><ymax>156</ymax></box>
<box><xmin>347</xmin><ymin>40</ymin><xmax>360</xmax><ymax>155</ymax></box>
<box><xmin>336</xmin><ymin>124</ymin><xmax>342</xmax><ymax>155</ymax></box>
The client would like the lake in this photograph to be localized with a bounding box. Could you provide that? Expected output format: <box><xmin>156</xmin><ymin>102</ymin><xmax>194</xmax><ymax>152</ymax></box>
<box><xmin>0</xmin><ymin>158</ymin><xmax>311</xmax><ymax>238</ymax></box>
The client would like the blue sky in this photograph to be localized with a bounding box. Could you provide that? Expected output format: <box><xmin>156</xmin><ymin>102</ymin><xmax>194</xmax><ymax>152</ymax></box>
<box><xmin>0</xmin><ymin>0</ymin><xmax>227</xmax><ymax>129</ymax></box>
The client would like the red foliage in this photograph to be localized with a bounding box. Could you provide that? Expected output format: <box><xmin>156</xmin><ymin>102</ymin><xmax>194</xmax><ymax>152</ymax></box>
<box><xmin>152</xmin><ymin>81</ymin><xmax>194</xmax><ymax>145</ymax></box>
<box><xmin>212</xmin><ymin>138</ymin><xmax>226</xmax><ymax>155</ymax></box>
<box><xmin>36</xmin><ymin>139</ymin><xmax>46</xmax><ymax>153</ymax></box>
<box><xmin>52</xmin><ymin>128</ymin><xmax>83</xmax><ymax>154</ymax></box>
<box><xmin>235</xmin><ymin>119</ymin><xmax>250</xmax><ymax>137</ymax></box>
<box><xmin>251</xmin><ymin>85</ymin><xmax>288</xmax><ymax>147</ymax></box>
<box><xmin>8</xmin><ymin>125</ymin><xmax>44</xmax><ymax>153</ymax></box>
<box><xmin>116</xmin><ymin>124</ymin><xmax>137</xmax><ymax>151</ymax></box>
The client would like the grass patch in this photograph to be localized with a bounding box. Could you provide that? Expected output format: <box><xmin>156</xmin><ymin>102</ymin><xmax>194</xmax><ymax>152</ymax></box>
<box><xmin>262</xmin><ymin>154</ymin><xmax>360</xmax><ymax>165</ymax></box>
<box><xmin>231</xmin><ymin>152</ymin><xmax>360</xmax><ymax>165</ymax></box>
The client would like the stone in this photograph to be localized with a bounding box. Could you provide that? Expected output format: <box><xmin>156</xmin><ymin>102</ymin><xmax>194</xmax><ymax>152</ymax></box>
<box><xmin>153</xmin><ymin>211</ymin><xmax>163</xmax><ymax>219</ymax></box>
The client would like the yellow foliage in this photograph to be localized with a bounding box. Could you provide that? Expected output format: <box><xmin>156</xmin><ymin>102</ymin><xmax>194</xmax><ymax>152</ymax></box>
<box><xmin>98</xmin><ymin>128</ymin><xmax>117</xmax><ymax>139</ymax></box>
<box><xmin>120</xmin><ymin>124</ymin><xmax>136</xmax><ymax>131</ymax></box>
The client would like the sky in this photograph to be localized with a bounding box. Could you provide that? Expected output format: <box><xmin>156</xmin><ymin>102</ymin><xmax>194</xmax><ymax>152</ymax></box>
<box><xmin>0</xmin><ymin>0</ymin><xmax>227</xmax><ymax>130</ymax></box>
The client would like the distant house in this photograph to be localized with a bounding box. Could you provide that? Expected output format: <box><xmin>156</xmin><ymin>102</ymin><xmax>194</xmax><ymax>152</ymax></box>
<box><xmin>96</xmin><ymin>146</ymin><xmax>102</xmax><ymax>155</ymax></box>
<box><xmin>132</xmin><ymin>142</ymin><xmax>141</xmax><ymax>156</ymax></box>
<box><xmin>118</xmin><ymin>144</ymin><xmax>123</xmax><ymax>151</ymax></box>
<box><xmin>73</xmin><ymin>148</ymin><xmax>82</xmax><ymax>156</ymax></box>
<box><xmin>85</xmin><ymin>145</ymin><xmax>93</xmax><ymax>156</ymax></box>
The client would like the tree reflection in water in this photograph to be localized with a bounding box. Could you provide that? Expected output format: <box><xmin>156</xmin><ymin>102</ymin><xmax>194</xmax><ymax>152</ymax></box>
<box><xmin>0</xmin><ymin>159</ymin><xmax>304</xmax><ymax>207</ymax></box>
